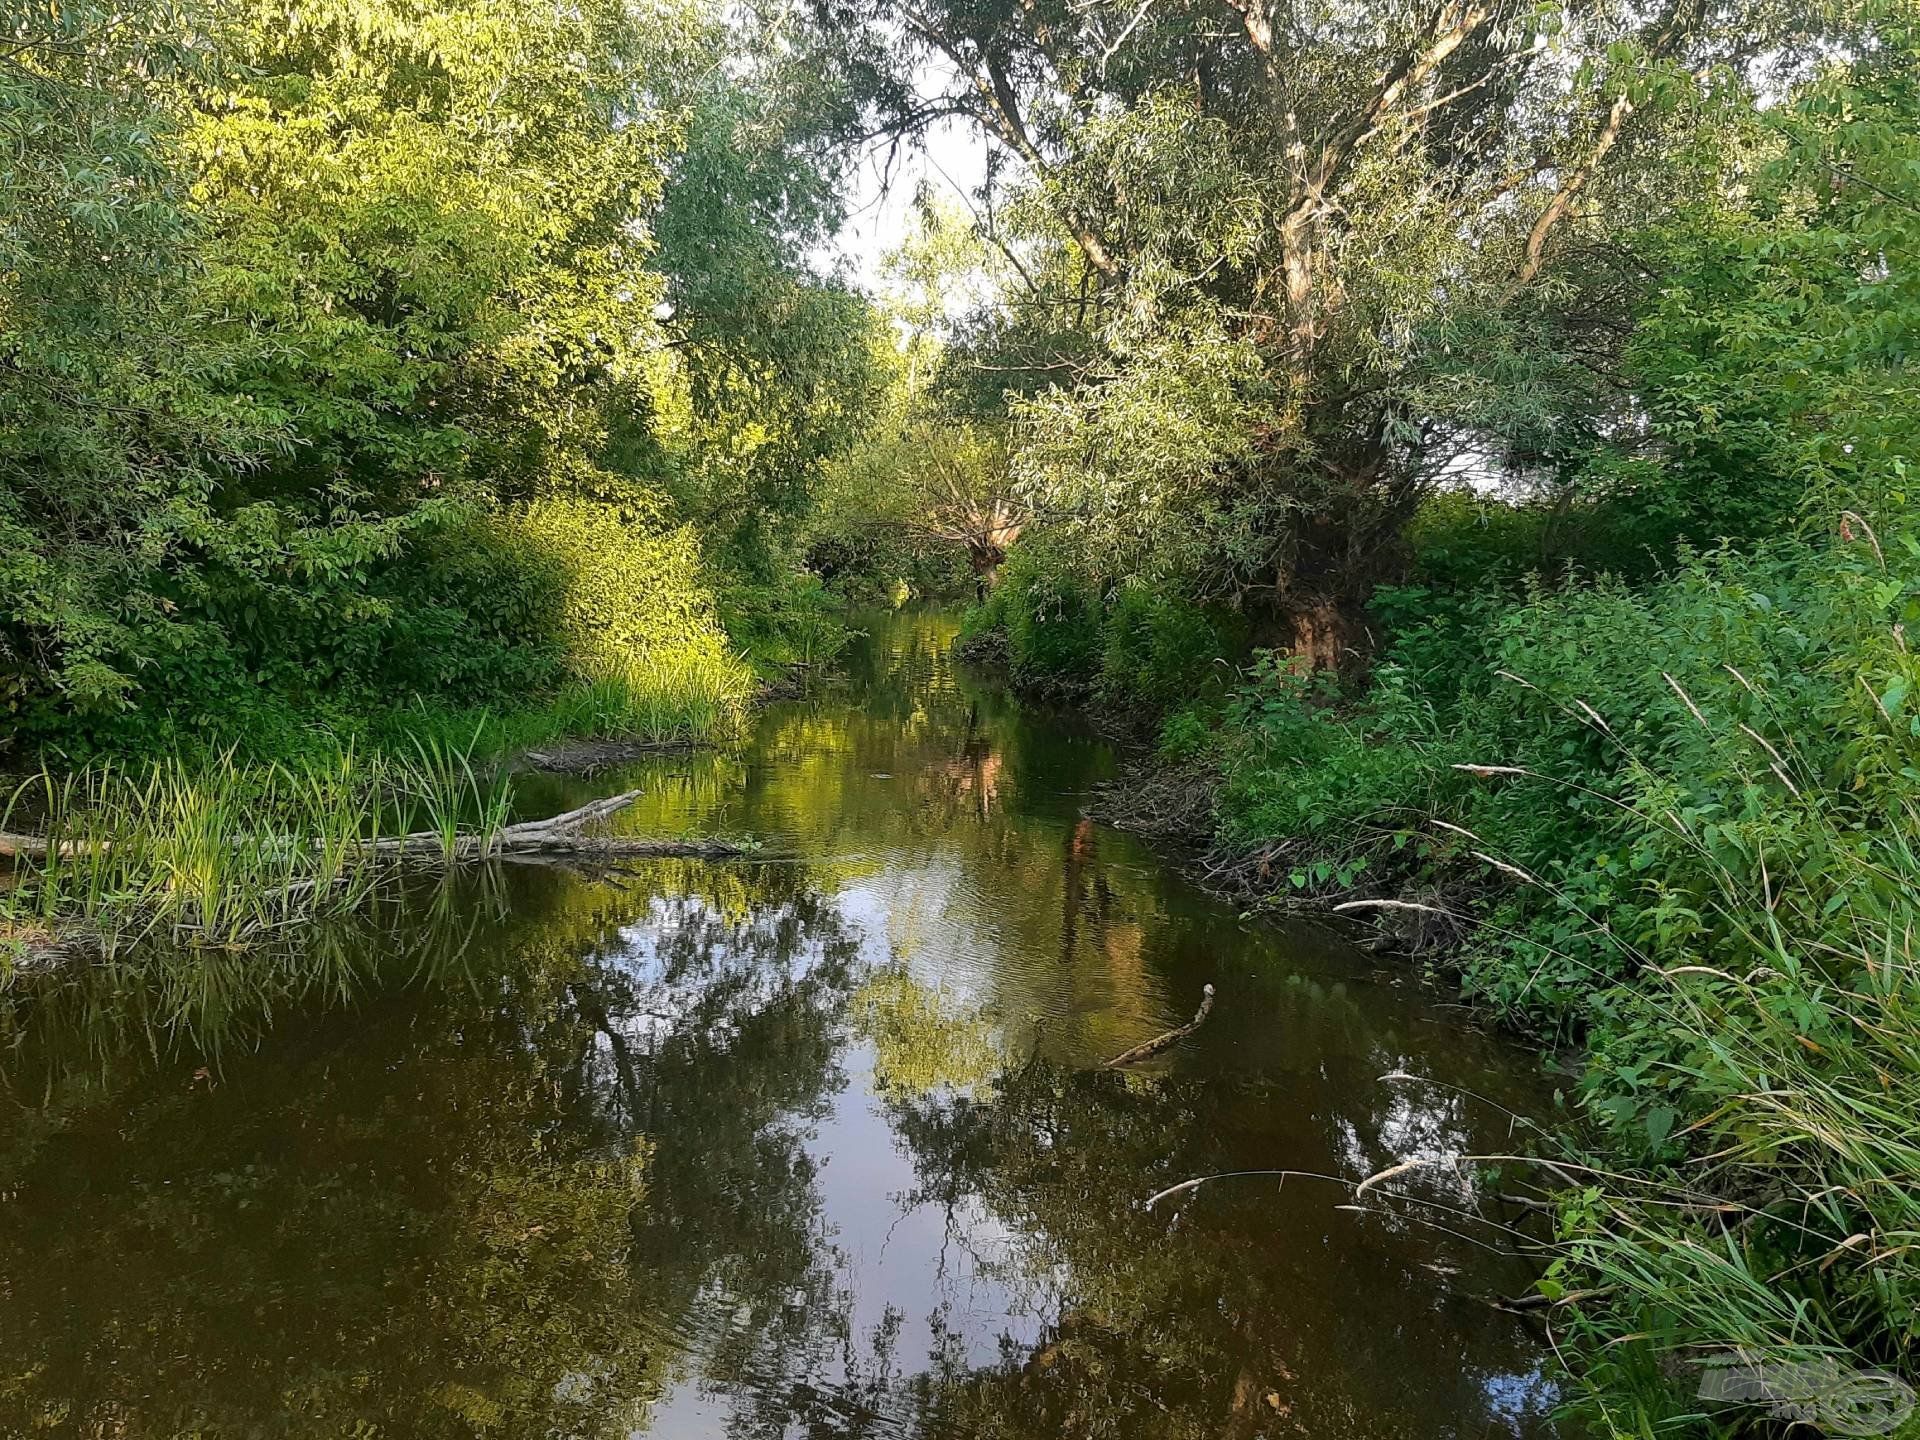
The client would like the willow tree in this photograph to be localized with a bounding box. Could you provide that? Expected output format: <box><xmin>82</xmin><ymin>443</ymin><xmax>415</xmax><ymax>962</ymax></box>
<box><xmin>806</xmin><ymin>0</ymin><xmax>1865</xmax><ymax>659</ymax></box>
<box><xmin>813</xmin><ymin>199</ymin><xmax>1028</xmax><ymax>589</ymax></box>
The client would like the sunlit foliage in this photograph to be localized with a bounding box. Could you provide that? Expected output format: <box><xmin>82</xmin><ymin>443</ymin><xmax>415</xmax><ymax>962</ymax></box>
<box><xmin>809</xmin><ymin>0</ymin><xmax>1879</xmax><ymax>647</ymax></box>
<box><xmin>1</xmin><ymin>0</ymin><xmax>878</xmax><ymax>754</ymax></box>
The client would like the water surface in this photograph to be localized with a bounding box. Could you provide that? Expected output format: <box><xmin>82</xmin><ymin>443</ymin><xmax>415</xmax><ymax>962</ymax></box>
<box><xmin>0</xmin><ymin>609</ymin><xmax>1563</xmax><ymax>1438</ymax></box>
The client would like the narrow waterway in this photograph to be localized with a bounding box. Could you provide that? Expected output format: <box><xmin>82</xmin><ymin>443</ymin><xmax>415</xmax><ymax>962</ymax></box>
<box><xmin>0</xmin><ymin>609</ymin><xmax>1565</xmax><ymax>1438</ymax></box>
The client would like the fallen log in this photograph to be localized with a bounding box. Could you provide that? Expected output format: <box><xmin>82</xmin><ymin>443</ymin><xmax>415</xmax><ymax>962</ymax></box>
<box><xmin>0</xmin><ymin>832</ymin><xmax>99</xmax><ymax>861</ymax></box>
<box><xmin>1104</xmin><ymin>983</ymin><xmax>1216</xmax><ymax>1068</ymax></box>
<box><xmin>519</xmin><ymin>738</ymin><xmax>700</xmax><ymax>777</ymax></box>
<box><xmin>0</xmin><ymin>790</ymin><xmax>743</xmax><ymax>864</ymax></box>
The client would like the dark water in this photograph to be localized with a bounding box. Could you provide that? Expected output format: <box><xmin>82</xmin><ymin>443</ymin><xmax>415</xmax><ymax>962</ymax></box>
<box><xmin>0</xmin><ymin>609</ymin><xmax>1565</xmax><ymax>1438</ymax></box>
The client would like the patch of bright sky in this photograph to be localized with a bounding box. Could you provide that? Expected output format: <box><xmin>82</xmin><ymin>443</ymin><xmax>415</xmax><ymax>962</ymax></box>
<box><xmin>829</xmin><ymin>115</ymin><xmax>989</xmax><ymax>293</ymax></box>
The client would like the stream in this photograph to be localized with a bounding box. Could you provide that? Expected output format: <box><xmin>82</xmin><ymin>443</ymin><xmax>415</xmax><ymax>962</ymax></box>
<box><xmin>0</xmin><ymin>608</ymin><xmax>1566</xmax><ymax>1438</ymax></box>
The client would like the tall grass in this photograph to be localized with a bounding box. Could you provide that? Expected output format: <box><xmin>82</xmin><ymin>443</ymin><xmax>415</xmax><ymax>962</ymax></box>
<box><xmin>0</xmin><ymin>739</ymin><xmax>511</xmax><ymax>953</ymax></box>
<box><xmin>372</xmin><ymin>651</ymin><xmax>754</xmax><ymax>761</ymax></box>
<box><xmin>398</xmin><ymin>726</ymin><xmax>512</xmax><ymax>859</ymax></box>
<box><xmin>0</xmin><ymin>650</ymin><xmax>750</xmax><ymax>963</ymax></box>
<box><xmin>1540</xmin><ymin>784</ymin><xmax>1920</xmax><ymax>1436</ymax></box>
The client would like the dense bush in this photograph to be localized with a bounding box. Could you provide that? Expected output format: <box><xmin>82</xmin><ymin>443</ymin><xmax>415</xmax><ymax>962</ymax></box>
<box><xmin>962</xmin><ymin>553</ymin><xmax>1245</xmax><ymax>711</ymax></box>
<box><xmin>1208</xmin><ymin>511</ymin><xmax>1920</xmax><ymax>1427</ymax></box>
<box><xmin>0</xmin><ymin>0</ymin><xmax>875</xmax><ymax>764</ymax></box>
<box><xmin>508</xmin><ymin>500</ymin><xmax>735</xmax><ymax>681</ymax></box>
<box><xmin>806</xmin><ymin>523</ymin><xmax>974</xmax><ymax>607</ymax></box>
<box><xmin>9</xmin><ymin>497</ymin><xmax>760</xmax><ymax>763</ymax></box>
<box><xmin>1226</xmin><ymin>521</ymin><xmax>1911</xmax><ymax>1003</ymax></box>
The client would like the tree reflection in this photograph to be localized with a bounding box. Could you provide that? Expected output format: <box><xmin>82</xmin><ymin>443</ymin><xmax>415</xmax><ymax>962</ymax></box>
<box><xmin>853</xmin><ymin>968</ymin><xmax>999</xmax><ymax>1100</ymax></box>
<box><xmin>0</xmin><ymin>865</ymin><xmax>866</xmax><ymax>1437</ymax></box>
<box><xmin>884</xmin><ymin>1056</ymin><xmax>1556</xmax><ymax>1440</ymax></box>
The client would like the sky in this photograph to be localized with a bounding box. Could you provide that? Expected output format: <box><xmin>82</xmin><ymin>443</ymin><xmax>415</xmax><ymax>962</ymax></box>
<box><xmin>829</xmin><ymin>114</ymin><xmax>989</xmax><ymax>291</ymax></box>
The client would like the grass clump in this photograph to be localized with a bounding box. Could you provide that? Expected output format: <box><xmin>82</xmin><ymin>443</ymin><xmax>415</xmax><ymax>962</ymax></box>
<box><xmin>2</xmin><ymin>633</ymin><xmax>758</xmax><ymax>961</ymax></box>
<box><xmin>1</xmin><ymin>731</ymin><xmax>528</xmax><ymax>953</ymax></box>
<box><xmin>1548</xmin><ymin>821</ymin><xmax>1920</xmax><ymax>1436</ymax></box>
<box><xmin>369</xmin><ymin>649</ymin><xmax>755</xmax><ymax>764</ymax></box>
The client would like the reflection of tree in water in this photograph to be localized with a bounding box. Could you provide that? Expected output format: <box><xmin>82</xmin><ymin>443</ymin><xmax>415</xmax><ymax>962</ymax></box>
<box><xmin>588</xmin><ymin>881</ymin><xmax>873</xmax><ymax>1435</ymax></box>
<box><xmin>879</xmin><ymin>1054</ymin><xmax>1557</xmax><ymax>1440</ymax></box>
<box><xmin>0</xmin><ymin>865</ymin><xmax>870</xmax><ymax>1438</ymax></box>
<box><xmin>853</xmin><ymin>968</ymin><xmax>1000</xmax><ymax>1100</ymax></box>
<box><xmin>915</xmin><ymin>699</ymin><xmax>1005</xmax><ymax>821</ymax></box>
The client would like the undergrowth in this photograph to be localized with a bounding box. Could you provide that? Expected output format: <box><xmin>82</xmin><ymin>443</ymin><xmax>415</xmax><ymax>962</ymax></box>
<box><xmin>0</xmin><ymin>645</ymin><xmax>756</xmax><ymax>961</ymax></box>
<box><xmin>1</xmin><ymin>744</ymin><xmax>480</xmax><ymax>954</ymax></box>
<box><xmin>1165</xmin><ymin>511</ymin><xmax>1920</xmax><ymax>1432</ymax></box>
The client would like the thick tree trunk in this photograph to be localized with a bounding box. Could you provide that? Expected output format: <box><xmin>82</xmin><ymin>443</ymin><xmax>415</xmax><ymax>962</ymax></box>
<box><xmin>1281</xmin><ymin>595</ymin><xmax>1360</xmax><ymax>673</ymax></box>
<box><xmin>967</xmin><ymin>540</ymin><xmax>1006</xmax><ymax>590</ymax></box>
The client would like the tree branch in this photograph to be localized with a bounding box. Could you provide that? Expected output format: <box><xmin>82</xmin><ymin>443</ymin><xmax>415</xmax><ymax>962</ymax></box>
<box><xmin>1512</xmin><ymin>0</ymin><xmax>1699</xmax><ymax>289</ymax></box>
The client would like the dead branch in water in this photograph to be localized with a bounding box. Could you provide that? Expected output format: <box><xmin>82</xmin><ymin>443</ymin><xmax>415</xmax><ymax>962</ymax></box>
<box><xmin>0</xmin><ymin>790</ymin><xmax>743</xmax><ymax>864</ymax></box>
<box><xmin>519</xmin><ymin>738</ymin><xmax>701</xmax><ymax>777</ymax></box>
<box><xmin>1104</xmin><ymin>983</ymin><xmax>1215</xmax><ymax>1068</ymax></box>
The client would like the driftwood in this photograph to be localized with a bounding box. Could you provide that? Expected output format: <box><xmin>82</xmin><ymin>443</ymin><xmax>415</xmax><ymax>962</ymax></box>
<box><xmin>518</xmin><ymin>738</ymin><xmax>701</xmax><ymax>778</ymax></box>
<box><xmin>0</xmin><ymin>832</ymin><xmax>98</xmax><ymax>860</ymax></box>
<box><xmin>359</xmin><ymin>790</ymin><xmax>738</xmax><ymax>860</ymax></box>
<box><xmin>0</xmin><ymin>790</ymin><xmax>743</xmax><ymax>865</ymax></box>
<box><xmin>1103</xmin><ymin>983</ymin><xmax>1215</xmax><ymax>1068</ymax></box>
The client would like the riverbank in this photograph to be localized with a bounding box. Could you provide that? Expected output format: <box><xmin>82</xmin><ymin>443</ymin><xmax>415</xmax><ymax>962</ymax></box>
<box><xmin>953</xmin><ymin>542</ymin><xmax>1920</xmax><ymax>1437</ymax></box>
<box><xmin>0</xmin><ymin>645</ymin><xmax>802</xmax><ymax>971</ymax></box>
<box><xmin>0</xmin><ymin>579</ymin><xmax>863</xmax><ymax>972</ymax></box>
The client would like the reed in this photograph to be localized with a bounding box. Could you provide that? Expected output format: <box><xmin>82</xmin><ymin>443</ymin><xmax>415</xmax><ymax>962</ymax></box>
<box><xmin>375</xmin><ymin>650</ymin><xmax>753</xmax><ymax>762</ymax></box>
<box><xmin>1451</xmin><ymin>696</ymin><xmax>1920</xmax><ymax>1433</ymax></box>
<box><xmin>2</xmin><ymin>737</ymin><xmax>521</xmax><ymax>949</ymax></box>
<box><xmin>395</xmin><ymin>726</ymin><xmax>511</xmax><ymax>860</ymax></box>
<box><xmin>0</xmin><ymin>649</ymin><xmax>750</xmax><ymax>959</ymax></box>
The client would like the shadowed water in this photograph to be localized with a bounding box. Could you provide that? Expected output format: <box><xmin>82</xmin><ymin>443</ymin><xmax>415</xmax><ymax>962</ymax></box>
<box><xmin>0</xmin><ymin>609</ymin><xmax>1566</xmax><ymax>1438</ymax></box>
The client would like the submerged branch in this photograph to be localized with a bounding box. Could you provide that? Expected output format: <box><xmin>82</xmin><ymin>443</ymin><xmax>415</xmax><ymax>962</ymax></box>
<box><xmin>1103</xmin><ymin>983</ymin><xmax>1216</xmax><ymax>1068</ymax></box>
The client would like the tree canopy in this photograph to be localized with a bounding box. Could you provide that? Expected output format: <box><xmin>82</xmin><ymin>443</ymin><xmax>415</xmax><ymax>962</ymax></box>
<box><xmin>805</xmin><ymin>0</ymin><xmax>1883</xmax><ymax>651</ymax></box>
<box><xmin>0</xmin><ymin>0</ymin><xmax>880</xmax><ymax>747</ymax></box>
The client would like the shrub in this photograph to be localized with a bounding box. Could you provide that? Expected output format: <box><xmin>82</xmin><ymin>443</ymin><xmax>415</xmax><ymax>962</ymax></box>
<box><xmin>960</xmin><ymin>554</ymin><xmax>1244</xmax><ymax>712</ymax></box>
<box><xmin>1100</xmin><ymin>584</ymin><xmax>1244</xmax><ymax>708</ymax></box>
<box><xmin>508</xmin><ymin>499</ymin><xmax>737</xmax><ymax>683</ymax></box>
<box><xmin>8</xmin><ymin>497</ymin><xmax>754</xmax><ymax>764</ymax></box>
<box><xmin>1209</xmin><ymin>513</ymin><xmax>1920</xmax><ymax>1428</ymax></box>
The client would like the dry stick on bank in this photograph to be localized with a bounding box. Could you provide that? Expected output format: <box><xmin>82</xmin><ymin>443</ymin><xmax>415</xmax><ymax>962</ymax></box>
<box><xmin>1104</xmin><ymin>983</ymin><xmax>1216</xmax><ymax>1068</ymax></box>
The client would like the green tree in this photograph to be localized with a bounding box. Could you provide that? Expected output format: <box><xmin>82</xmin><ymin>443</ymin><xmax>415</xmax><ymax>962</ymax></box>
<box><xmin>811</xmin><ymin>200</ymin><xmax>1027</xmax><ymax>594</ymax></box>
<box><xmin>650</xmin><ymin>42</ymin><xmax>885</xmax><ymax>572</ymax></box>
<box><xmin>806</xmin><ymin>0</ymin><xmax>1872</xmax><ymax>659</ymax></box>
<box><xmin>1</xmin><ymin>0</ymin><xmax>883</xmax><ymax>747</ymax></box>
<box><xmin>0</xmin><ymin>0</ymin><xmax>283</xmax><ymax>712</ymax></box>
